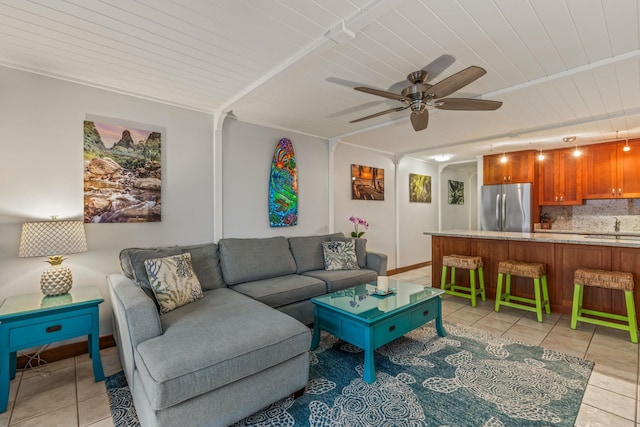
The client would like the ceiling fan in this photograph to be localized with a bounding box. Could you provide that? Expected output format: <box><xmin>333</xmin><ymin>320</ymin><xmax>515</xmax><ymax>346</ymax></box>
<box><xmin>349</xmin><ymin>66</ymin><xmax>502</xmax><ymax>131</ymax></box>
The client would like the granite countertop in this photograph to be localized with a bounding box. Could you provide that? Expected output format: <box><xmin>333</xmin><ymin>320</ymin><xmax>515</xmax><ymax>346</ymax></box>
<box><xmin>424</xmin><ymin>229</ymin><xmax>640</xmax><ymax>248</ymax></box>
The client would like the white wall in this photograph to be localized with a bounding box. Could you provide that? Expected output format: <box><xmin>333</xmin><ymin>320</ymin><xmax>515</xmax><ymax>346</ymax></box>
<box><xmin>0</xmin><ymin>66</ymin><xmax>455</xmax><ymax>345</ymax></box>
<box><xmin>221</xmin><ymin>118</ymin><xmax>330</xmax><ymax>237</ymax></box>
<box><xmin>440</xmin><ymin>164</ymin><xmax>478</xmax><ymax>230</ymax></box>
<box><xmin>333</xmin><ymin>143</ymin><xmax>397</xmax><ymax>269</ymax></box>
<box><xmin>0</xmin><ymin>66</ymin><xmax>215</xmax><ymax>338</ymax></box>
<box><xmin>397</xmin><ymin>157</ymin><xmax>439</xmax><ymax>267</ymax></box>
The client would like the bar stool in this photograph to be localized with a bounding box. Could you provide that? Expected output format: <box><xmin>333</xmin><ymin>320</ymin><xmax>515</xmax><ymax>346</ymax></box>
<box><xmin>495</xmin><ymin>260</ymin><xmax>550</xmax><ymax>322</ymax></box>
<box><xmin>441</xmin><ymin>254</ymin><xmax>486</xmax><ymax>307</ymax></box>
<box><xmin>572</xmin><ymin>268</ymin><xmax>638</xmax><ymax>344</ymax></box>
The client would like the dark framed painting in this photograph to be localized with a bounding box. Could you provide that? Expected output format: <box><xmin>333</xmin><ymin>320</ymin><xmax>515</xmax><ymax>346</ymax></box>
<box><xmin>448</xmin><ymin>180</ymin><xmax>464</xmax><ymax>205</ymax></box>
<box><xmin>409</xmin><ymin>173</ymin><xmax>431</xmax><ymax>203</ymax></box>
<box><xmin>83</xmin><ymin>119</ymin><xmax>162</xmax><ymax>223</ymax></box>
<box><xmin>351</xmin><ymin>164</ymin><xmax>384</xmax><ymax>201</ymax></box>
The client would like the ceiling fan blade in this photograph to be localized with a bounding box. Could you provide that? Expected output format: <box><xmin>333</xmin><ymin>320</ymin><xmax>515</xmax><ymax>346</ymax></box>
<box><xmin>428</xmin><ymin>66</ymin><xmax>487</xmax><ymax>99</ymax></box>
<box><xmin>349</xmin><ymin>106</ymin><xmax>409</xmax><ymax>123</ymax></box>
<box><xmin>410</xmin><ymin>110</ymin><xmax>429</xmax><ymax>131</ymax></box>
<box><xmin>435</xmin><ymin>98</ymin><xmax>503</xmax><ymax>111</ymax></box>
<box><xmin>354</xmin><ymin>87</ymin><xmax>407</xmax><ymax>102</ymax></box>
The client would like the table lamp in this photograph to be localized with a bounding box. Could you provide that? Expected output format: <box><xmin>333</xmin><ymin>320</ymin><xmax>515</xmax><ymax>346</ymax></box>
<box><xmin>18</xmin><ymin>218</ymin><xmax>88</xmax><ymax>296</ymax></box>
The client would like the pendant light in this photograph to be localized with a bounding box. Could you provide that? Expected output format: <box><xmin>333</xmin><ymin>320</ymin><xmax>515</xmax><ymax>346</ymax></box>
<box><xmin>537</xmin><ymin>148</ymin><xmax>545</xmax><ymax>161</ymax></box>
<box><xmin>623</xmin><ymin>131</ymin><xmax>631</xmax><ymax>152</ymax></box>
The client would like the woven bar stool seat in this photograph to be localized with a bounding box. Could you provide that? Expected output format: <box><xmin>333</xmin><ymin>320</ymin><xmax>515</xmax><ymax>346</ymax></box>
<box><xmin>495</xmin><ymin>260</ymin><xmax>550</xmax><ymax>322</ymax></box>
<box><xmin>441</xmin><ymin>254</ymin><xmax>486</xmax><ymax>307</ymax></box>
<box><xmin>571</xmin><ymin>268</ymin><xmax>638</xmax><ymax>343</ymax></box>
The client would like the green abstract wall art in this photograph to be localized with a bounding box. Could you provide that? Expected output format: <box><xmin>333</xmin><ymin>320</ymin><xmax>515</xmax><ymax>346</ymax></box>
<box><xmin>448</xmin><ymin>180</ymin><xmax>464</xmax><ymax>205</ymax></box>
<box><xmin>409</xmin><ymin>173</ymin><xmax>431</xmax><ymax>203</ymax></box>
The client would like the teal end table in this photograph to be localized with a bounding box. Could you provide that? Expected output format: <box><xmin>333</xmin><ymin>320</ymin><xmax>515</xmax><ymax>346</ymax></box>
<box><xmin>0</xmin><ymin>286</ymin><xmax>105</xmax><ymax>413</ymax></box>
<box><xmin>311</xmin><ymin>280</ymin><xmax>446</xmax><ymax>383</ymax></box>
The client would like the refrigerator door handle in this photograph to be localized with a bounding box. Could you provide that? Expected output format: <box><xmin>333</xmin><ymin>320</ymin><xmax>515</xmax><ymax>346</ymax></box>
<box><xmin>502</xmin><ymin>192</ymin><xmax>507</xmax><ymax>230</ymax></box>
<box><xmin>496</xmin><ymin>193</ymin><xmax>501</xmax><ymax>230</ymax></box>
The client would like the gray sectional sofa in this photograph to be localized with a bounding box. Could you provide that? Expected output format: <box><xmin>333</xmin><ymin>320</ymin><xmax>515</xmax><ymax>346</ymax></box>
<box><xmin>107</xmin><ymin>233</ymin><xmax>387</xmax><ymax>427</ymax></box>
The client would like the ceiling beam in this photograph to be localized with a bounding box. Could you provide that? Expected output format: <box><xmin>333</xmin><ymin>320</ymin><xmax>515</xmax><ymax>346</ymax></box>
<box><xmin>220</xmin><ymin>0</ymin><xmax>403</xmax><ymax>113</ymax></box>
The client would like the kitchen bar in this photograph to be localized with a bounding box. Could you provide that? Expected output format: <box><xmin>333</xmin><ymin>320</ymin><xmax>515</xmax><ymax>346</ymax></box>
<box><xmin>426</xmin><ymin>230</ymin><xmax>640</xmax><ymax>327</ymax></box>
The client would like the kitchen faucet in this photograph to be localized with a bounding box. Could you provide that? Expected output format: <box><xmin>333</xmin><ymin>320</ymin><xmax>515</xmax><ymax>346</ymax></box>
<box><xmin>614</xmin><ymin>217</ymin><xmax>621</xmax><ymax>232</ymax></box>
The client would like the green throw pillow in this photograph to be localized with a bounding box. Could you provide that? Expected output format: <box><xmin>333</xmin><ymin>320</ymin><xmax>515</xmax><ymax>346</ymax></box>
<box><xmin>144</xmin><ymin>253</ymin><xmax>204</xmax><ymax>314</ymax></box>
<box><xmin>322</xmin><ymin>240</ymin><xmax>359</xmax><ymax>271</ymax></box>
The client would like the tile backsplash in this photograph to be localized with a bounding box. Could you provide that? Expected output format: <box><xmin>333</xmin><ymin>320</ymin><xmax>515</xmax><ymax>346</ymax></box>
<box><xmin>540</xmin><ymin>199</ymin><xmax>640</xmax><ymax>232</ymax></box>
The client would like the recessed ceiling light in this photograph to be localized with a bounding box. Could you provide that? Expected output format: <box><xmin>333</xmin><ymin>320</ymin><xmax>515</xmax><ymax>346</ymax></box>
<box><xmin>432</xmin><ymin>154</ymin><xmax>452</xmax><ymax>162</ymax></box>
<box><xmin>562</xmin><ymin>136</ymin><xmax>576</xmax><ymax>143</ymax></box>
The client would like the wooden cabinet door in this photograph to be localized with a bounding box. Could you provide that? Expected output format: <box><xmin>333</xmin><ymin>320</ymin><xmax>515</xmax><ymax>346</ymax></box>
<box><xmin>483</xmin><ymin>151</ymin><xmax>535</xmax><ymax>185</ymax></box>
<box><xmin>537</xmin><ymin>152</ymin><xmax>556</xmax><ymax>205</ymax></box>
<box><xmin>618</xmin><ymin>139</ymin><xmax>640</xmax><ymax>198</ymax></box>
<box><xmin>538</xmin><ymin>149</ymin><xmax>581</xmax><ymax>205</ymax></box>
<box><xmin>556</xmin><ymin>149</ymin><xmax>582</xmax><ymax>204</ymax></box>
<box><xmin>582</xmin><ymin>143</ymin><xmax>617</xmax><ymax>199</ymax></box>
<box><xmin>508</xmin><ymin>150</ymin><xmax>535</xmax><ymax>183</ymax></box>
<box><xmin>483</xmin><ymin>154</ymin><xmax>507</xmax><ymax>185</ymax></box>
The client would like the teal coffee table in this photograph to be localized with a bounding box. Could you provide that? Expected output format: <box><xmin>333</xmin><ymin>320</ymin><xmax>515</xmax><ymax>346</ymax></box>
<box><xmin>0</xmin><ymin>286</ymin><xmax>105</xmax><ymax>413</ymax></box>
<box><xmin>311</xmin><ymin>279</ymin><xmax>446</xmax><ymax>383</ymax></box>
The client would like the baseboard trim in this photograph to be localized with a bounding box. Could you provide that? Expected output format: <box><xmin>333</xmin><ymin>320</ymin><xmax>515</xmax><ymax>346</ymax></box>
<box><xmin>17</xmin><ymin>335</ymin><xmax>116</xmax><ymax>369</ymax></box>
<box><xmin>387</xmin><ymin>261</ymin><xmax>431</xmax><ymax>276</ymax></box>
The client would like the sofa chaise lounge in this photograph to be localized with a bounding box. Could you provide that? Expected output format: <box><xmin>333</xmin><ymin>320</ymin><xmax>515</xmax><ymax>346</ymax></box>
<box><xmin>107</xmin><ymin>233</ymin><xmax>387</xmax><ymax>427</ymax></box>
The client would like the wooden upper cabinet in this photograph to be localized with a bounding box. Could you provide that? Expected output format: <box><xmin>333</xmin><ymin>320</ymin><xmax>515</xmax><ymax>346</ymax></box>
<box><xmin>582</xmin><ymin>139</ymin><xmax>640</xmax><ymax>199</ymax></box>
<box><xmin>617</xmin><ymin>138</ymin><xmax>640</xmax><ymax>198</ymax></box>
<box><xmin>483</xmin><ymin>150</ymin><xmax>535</xmax><ymax>185</ymax></box>
<box><xmin>538</xmin><ymin>148</ymin><xmax>582</xmax><ymax>205</ymax></box>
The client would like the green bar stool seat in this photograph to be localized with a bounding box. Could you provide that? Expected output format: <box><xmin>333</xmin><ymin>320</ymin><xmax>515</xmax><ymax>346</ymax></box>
<box><xmin>495</xmin><ymin>260</ymin><xmax>550</xmax><ymax>322</ymax></box>
<box><xmin>441</xmin><ymin>254</ymin><xmax>486</xmax><ymax>307</ymax></box>
<box><xmin>572</xmin><ymin>268</ymin><xmax>638</xmax><ymax>344</ymax></box>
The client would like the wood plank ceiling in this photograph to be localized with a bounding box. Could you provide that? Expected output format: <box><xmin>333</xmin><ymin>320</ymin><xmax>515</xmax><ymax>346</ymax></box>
<box><xmin>0</xmin><ymin>0</ymin><xmax>638</xmax><ymax>163</ymax></box>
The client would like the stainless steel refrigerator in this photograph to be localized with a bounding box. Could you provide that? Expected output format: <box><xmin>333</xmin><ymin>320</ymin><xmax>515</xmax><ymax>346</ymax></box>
<box><xmin>480</xmin><ymin>183</ymin><xmax>532</xmax><ymax>232</ymax></box>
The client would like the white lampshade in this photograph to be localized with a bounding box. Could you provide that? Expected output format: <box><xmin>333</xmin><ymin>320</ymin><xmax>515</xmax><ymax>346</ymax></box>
<box><xmin>18</xmin><ymin>220</ymin><xmax>87</xmax><ymax>296</ymax></box>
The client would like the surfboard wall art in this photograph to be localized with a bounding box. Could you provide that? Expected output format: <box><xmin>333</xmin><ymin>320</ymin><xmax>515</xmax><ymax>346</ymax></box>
<box><xmin>269</xmin><ymin>138</ymin><xmax>298</xmax><ymax>227</ymax></box>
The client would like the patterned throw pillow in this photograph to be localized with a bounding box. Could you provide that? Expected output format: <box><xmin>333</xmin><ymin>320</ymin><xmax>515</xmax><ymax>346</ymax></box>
<box><xmin>144</xmin><ymin>253</ymin><xmax>204</xmax><ymax>314</ymax></box>
<box><xmin>322</xmin><ymin>240</ymin><xmax>360</xmax><ymax>271</ymax></box>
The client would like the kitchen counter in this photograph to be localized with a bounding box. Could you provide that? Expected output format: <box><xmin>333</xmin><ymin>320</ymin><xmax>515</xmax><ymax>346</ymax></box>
<box><xmin>424</xmin><ymin>230</ymin><xmax>640</xmax><ymax>248</ymax></box>
<box><xmin>428</xmin><ymin>230</ymin><xmax>640</xmax><ymax>326</ymax></box>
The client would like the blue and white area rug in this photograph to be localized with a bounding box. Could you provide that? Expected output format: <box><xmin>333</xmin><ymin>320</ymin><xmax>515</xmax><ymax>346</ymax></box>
<box><xmin>106</xmin><ymin>322</ymin><xmax>593</xmax><ymax>427</ymax></box>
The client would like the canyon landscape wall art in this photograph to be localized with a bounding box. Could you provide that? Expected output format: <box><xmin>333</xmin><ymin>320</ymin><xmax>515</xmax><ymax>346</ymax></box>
<box><xmin>83</xmin><ymin>120</ymin><xmax>162</xmax><ymax>223</ymax></box>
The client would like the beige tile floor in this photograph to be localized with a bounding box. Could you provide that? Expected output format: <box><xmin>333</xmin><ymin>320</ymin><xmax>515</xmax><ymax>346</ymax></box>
<box><xmin>1</xmin><ymin>265</ymin><xmax>637</xmax><ymax>426</ymax></box>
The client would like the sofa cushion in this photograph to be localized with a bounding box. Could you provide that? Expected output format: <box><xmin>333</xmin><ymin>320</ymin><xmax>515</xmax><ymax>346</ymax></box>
<box><xmin>134</xmin><ymin>288</ymin><xmax>310</xmax><ymax>410</ymax></box>
<box><xmin>322</xmin><ymin>240</ymin><xmax>359</xmax><ymax>270</ymax></box>
<box><xmin>303</xmin><ymin>268</ymin><xmax>378</xmax><ymax>292</ymax></box>
<box><xmin>288</xmin><ymin>233</ymin><xmax>342</xmax><ymax>273</ymax></box>
<box><xmin>331</xmin><ymin>236</ymin><xmax>367</xmax><ymax>268</ymax></box>
<box><xmin>230</xmin><ymin>274</ymin><xmax>326</xmax><ymax>308</ymax></box>
<box><xmin>119</xmin><ymin>243</ymin><xmax>225</xmax><ymax>304</ymax></box>
<box><xmin>144</xmin><ymin>253</ymin><xmax>204</xmax><ymax>314</ymax></box>
<box><xmin>218</xmin><ymin>237</ymin><xmax>296</xmax><ymax>284</ymax></box>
